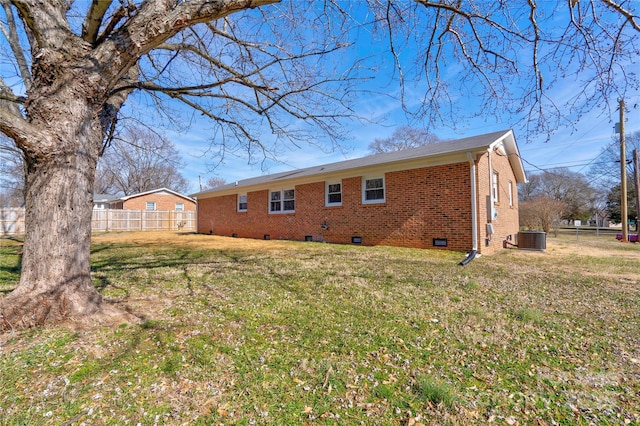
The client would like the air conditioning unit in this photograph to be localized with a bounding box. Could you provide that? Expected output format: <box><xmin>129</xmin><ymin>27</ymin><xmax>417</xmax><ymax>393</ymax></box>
<box><xmin>518</xmin><ymin>231</ymin><xmax>546</xmax><ymax>251</ymax></box>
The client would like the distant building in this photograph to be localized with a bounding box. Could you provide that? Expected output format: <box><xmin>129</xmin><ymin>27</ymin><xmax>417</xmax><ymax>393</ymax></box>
<box><xmin>99</xmin><ymin>188</ymin><xmax>196</xmax><ymax>212</ymax></box>
<box><xmin>93</xmin><ymin>194</ymin><xmax>119</xmax><ymax>210</ymax></box>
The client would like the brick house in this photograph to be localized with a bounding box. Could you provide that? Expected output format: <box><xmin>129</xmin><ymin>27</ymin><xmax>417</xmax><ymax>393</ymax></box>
<box><xmin>192</xmin><ymin>130</ymin><xmax>527</xmax><ymax>255</ymax></box>
<box><xmin>108</xmin><ymin>188</ymin><xmax>196</xmax><ymax>212</ymax></box>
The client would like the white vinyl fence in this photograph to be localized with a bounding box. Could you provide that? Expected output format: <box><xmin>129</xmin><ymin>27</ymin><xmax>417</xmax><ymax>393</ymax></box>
<box><xmin>0</xmin><ymin>208</ymin><xmax>196</xmax><ymax>236</ymax></box>
<box><xmin>0</xmin><ymin>208</ymin><xmax>25</xmax><ymax>236</ymax></box>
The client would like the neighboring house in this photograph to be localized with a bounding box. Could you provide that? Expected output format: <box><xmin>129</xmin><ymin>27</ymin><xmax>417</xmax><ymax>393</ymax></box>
<box><xmin>108</xmin><ymin>188</ymin><xmax>196</xmax><ymax>212</ymax></box>
<box><xmin>191</xmin><ymin>130</ymin><xmax>527</xmax><ymax>255</ymax></box>
<box><xmin>93</xmin><ymin>194</ymin><xmax>119</xmax><ymax>209</ymax></box>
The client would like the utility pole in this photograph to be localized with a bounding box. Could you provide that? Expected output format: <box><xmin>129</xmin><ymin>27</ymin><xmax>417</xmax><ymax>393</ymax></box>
<box><xmin>619</xmin><ymin>99</ymin><xmax>628</xmax><ymax>242</ymax></box>
<box><xmin>634</xmin><ymin>149</ymin><xmax>640</xmax><ymax>233</ymax></box>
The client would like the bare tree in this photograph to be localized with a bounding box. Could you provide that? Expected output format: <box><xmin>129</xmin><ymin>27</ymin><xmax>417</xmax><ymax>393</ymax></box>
<box><xmin>0</xmin><ymin>134</ymin><xmax>25</xmax><ymax>206</ymax></box>
<box><xmin>398</xmin><ymin>1</ymin><xmax>639</xmax><ymax>137</ymax></box>
<box><xmin>520</xmin><ymin>196</ymin><xmax>566</xmax><ymax>234</ymax></box>
<box><xmin>519</xmin><ymin>174</ymin><xmax>543</xmax><ymax>202</ymax></box>
<box><xmin>520</xmin><ymin>169</ymin><xmax>597</xmax><ymax>222</ymax></box>
<box><xmin>368</xmin><ymin>126</ymin><xmax>442</xmax><ymax>154</ymax></box>
<box><xmin>205</xmin><ymin>176</ymin><xmax>227</xmax><ymax>190</ymax></box>
<box><xmin>0</xmin><ymin>1</ymin><xmax>638</xmax><ymax>329</ymax></box>
<box><xmin>588</xmin><ymin>131</ymin><xmax>640</xmax><ymax>188</ymax></box>
<box><xmin>96</xmin><ymin>126</ymin><xmax>191</xmax><ymax>196</ymax></box>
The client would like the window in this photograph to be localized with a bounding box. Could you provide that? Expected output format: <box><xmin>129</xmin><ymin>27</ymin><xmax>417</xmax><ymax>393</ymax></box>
<box><xmin>326</xmin><ymin>182</ymin><xmax>342</xmax><ymax>206</ymax></box>
<box><xmin>238</xmin><ymin>194</ymin><xmax>247</xmax><ymax>212</ymax></box>
<box><xmin>175</xmin><ymin>203</ymin><xmax>184</xmax><ymax>212</ymax></box>
<box><xmin>146</xmin><ymin>201</ymin><xmax>156</xmax><ymax>211</ymax></box>
<box><xmin>363</xmin><ymin>177</ymin><xmax>385</xmax><ymax>204</ymax></box>
<box><xmin>508</xmin><ymin>180</ymin><xmax>513</xmax><ymax>206</ymax></box>
<box><xmin>492</xmin><ymin>172</ymin><xmax>499</xmax><ymax>203</ymax></box>
<box><xmin>270</xmin><ymin>189</ymin><xmax>295</xmax><ymax>213</ymax></box>
<box><xmin>283</xmin><ymin>189</ymin><xmax>295</xmax><ymax>211</ymax></box>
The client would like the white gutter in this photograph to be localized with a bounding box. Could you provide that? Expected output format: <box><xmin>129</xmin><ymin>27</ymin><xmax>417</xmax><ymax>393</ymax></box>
<box><xmin>460</xmin><ymin>152</ymin><xmax>478</xmax><ymax>265</ymax></box>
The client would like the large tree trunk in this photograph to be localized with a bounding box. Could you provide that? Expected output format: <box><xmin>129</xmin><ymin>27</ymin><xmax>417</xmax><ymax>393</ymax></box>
<box><xmin>1</xmin><ymin>118</ymin><xmax>106</xmax><ymax>329</ymax></box>
<box><xmin>0</xmin><ymin>41</ymin><xmax>119</xmax><ymax>329</ymax></box>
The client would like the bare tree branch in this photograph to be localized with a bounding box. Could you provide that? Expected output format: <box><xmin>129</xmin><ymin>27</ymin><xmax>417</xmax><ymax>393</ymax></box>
<box><xmin>9</xmin><ymin>0</ymin><xmax>73</xmax><ymax>48</ymax></box>
<box><xmin>1</xmin><ymin>1</ymin><xmax>31</xmax><ymax>90</ymax></box>
<box><xmin>81</xmin><ymin>0</ymin><xmax>113</xmax><ymax>44</ymax></box>
<box><xmin>601</xmin><ymin>0</ymin><xmax>640</xmax><ymax>32</ymax></box>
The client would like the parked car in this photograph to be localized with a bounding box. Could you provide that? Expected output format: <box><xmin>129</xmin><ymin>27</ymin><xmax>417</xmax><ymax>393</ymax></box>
<box><xmin>616</xmin><ymin>233</ymin><xmax>639</xmax><ymax>242</ymax></box>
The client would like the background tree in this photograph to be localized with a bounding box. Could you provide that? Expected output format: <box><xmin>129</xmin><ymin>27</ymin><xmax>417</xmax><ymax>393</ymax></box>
<box><xmin>368</xmin><ymin>126</ymin><xmax>442</xmax><ymax>154</ymax></box>
<box><xmin>588</xmin><ymin>131</ymin><xmax>640</xmax><ymax>188</ymax></box>
<box><xmin>518</xmin><ymin>173</ymin><xmax>543</xmax><ymax>202</ymax></box>
<box><xmin>519</xmin><ymin>168</ymin><xmax>597</xmax><ymax>222</ymax></box>
<box><xmin>0</xmin><ymin>135</ymin><xmax>25</xmax><ymax>207</ymax></box>
<box><xmin>519</xmin><ymin>196</ymin><xmax>567</xmax><ymax>234</ymax></box>
<box><xmin>586</xmin><ymin>187</ymin><xmax>610</xmax><ymax>228</ymax></box>
<box><xmin>606</xmin><ymin>183</ymin><xmax>638</xmax><ymax>226</ymax></box>
<box><xmin>204</xmin><ymin>177</ymin><xmax>227</xmax><ymax>190</ymax></box>
<box><xmin>96</xmin><ymin>126</ymin><xmax>191</xmax><ymax>196</ymax></box>
<box><xmin>588</xmin><ymin>131</ymin><xmax>640</xmax><ymax>229</ymax></box>
<box><xmin>0</xmin><ymin>1</ymin><xmax>638</xmax><ymax>329</ymax></box>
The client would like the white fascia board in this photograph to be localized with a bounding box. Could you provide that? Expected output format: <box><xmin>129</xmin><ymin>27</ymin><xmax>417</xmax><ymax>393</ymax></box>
<box><xmin>197</xmin><ymin>151</ymin><xmax>481</xmax><ymax>199</ymax></box>
<box><xmin>489</xmin><ymin>130</ymin><xmax>527</xmax><ymax>184</ymax></box>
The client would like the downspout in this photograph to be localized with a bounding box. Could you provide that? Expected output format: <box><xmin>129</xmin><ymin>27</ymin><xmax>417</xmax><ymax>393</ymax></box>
<box><xmin>194</xmin><ymin>197</ymin><xmax>199</xmax><ymax>234</ymax></box>
<box><xmin>487</xmin><ymin>147</ymin><xmax>496</xmax><ymax>221</ymax></box>
<box><xmin>459</xmin><ymin>152</ymin><xmax>478</xmax><ymax>266</ymax></box>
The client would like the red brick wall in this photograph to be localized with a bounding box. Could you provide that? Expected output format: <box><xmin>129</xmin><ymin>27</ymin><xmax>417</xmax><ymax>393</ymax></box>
<box><xmin>475</xmin><ymin>150</ymin><xmax>520</xmax><ymax>254</ymax></box>
<box><xmin>123</xmin><ymin>193</ymin><xmax>196</xmax><ymax>211</ymax></box>
<box><xmin>196</xmin><ymin>162</ymin><xmax>492</xmax><ymax>252</ymax></box>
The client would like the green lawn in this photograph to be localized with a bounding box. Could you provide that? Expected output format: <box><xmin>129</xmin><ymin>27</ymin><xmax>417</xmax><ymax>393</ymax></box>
<box><xmin>1</xmin><ymin>232</ymin><xmax>639</xmax><ymax>425</ymax></box>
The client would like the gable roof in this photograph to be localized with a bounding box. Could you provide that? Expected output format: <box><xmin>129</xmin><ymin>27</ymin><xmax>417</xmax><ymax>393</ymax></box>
<box><xmin>192</xmin><ymin>129</ymin><xmax>526</xmax><ymax>199</ymax></box>
<box><xmin>117</xmin><ymin>188</ymin><xmax>195</xmax><ymax>203</ymax></box>
<box><xmin>93</xmin><ymin>194</ymin><xmax>119</xmax><ymax>203</ymax></box>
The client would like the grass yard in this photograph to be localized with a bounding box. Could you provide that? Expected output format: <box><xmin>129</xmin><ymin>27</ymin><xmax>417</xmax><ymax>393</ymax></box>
<box><xmin>0</xmin><ymin>232</ymin><xmax>639</xmax><ymax>425</ymax></box>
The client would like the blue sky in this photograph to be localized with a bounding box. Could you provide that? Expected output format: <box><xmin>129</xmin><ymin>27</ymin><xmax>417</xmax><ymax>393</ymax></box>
<box><xmin>168</xmin><ymin>92</ymin><xmax>639</xmax><ymax>193</ymax></box>
<box><xmin>4</xmin><ymin>1</ymin><xmax>637</xmax><ymax>194</ymax></box>
<box><xmin>160</xmin><ymin>51</ymin><xmax>640</xmax><ymax>193</ymax></box>
<box><xmin>152</xmin><ymin>2</ymin><xmax>640</xmax><ymax>193</ymax></box>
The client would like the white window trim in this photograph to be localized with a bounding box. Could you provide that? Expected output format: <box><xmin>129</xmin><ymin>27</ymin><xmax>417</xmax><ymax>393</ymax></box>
<box><xmin>237</xmin><ymin>194</ymin><xmax>248</xmax><ymax>212</ymax></box>
<box><xmin>146</xmin><ymin>201</ymin><xmax>156</xmax><ymax>211</ymax></box>
<box><xmin>508</xmin><ymin>180</ymin><xmax>513</xmax><ymax>207</ymax></box>
<box><xmin>269</xmin><ymin>189</ymin><xmax>295</xmax><ymax>214</ymax></box>
<box><xmin>362</xmin><ymin>176</ymin><xmax>385</xmax><ymax>204</ymax></box>
<box><xmin>325</xmin><ymin>181</ymin><xmax>342</xmax><ymax>206</ymax></box>
<box><xmin>492</xmin><ymin>171</ymin><xmax>499</xmax><ymax>203</ymax></box>
<box><xmin>175</xmin><ymin>203</ymin><xmax>184</xmax><ymax>212</ymax></box>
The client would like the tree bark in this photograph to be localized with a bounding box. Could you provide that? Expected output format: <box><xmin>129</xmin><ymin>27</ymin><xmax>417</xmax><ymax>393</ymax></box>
<box><xmin>0</xmin><ymin>47</ymin><xmax>110</xmax><ymax>329</ymax></box>
<box><xmin>2</xmin><ymin>141</ymin><xmax>102</xmax><ymax>329</ymax></box>
<box><xmin>0</xmin><ymin>98</ymin><xmax>110</xmax><ymax>327</ymax></box>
